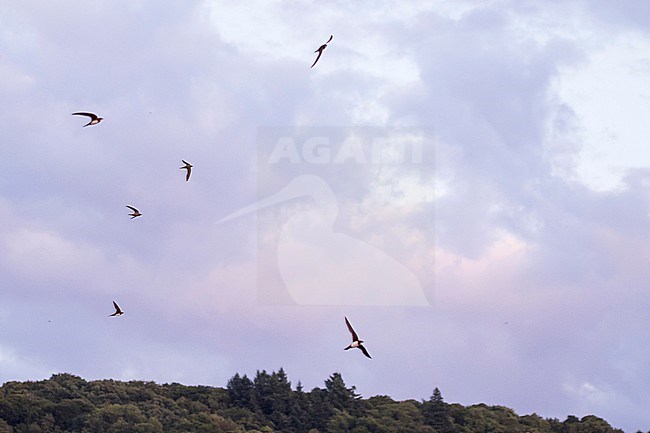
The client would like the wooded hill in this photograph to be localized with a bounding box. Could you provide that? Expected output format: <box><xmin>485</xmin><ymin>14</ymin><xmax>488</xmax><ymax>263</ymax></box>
<box><xmin>0</xmin><ymin>370</ymin><xmax>624</xmax><ymax>433</ymax></box>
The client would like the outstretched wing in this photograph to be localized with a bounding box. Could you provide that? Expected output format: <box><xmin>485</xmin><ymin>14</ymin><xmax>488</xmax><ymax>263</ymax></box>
<box><xmin>72</xmin><ymin>112</ymin><xmax>98</xmax><ymax>121</ymax></box>
<box><xmin>311</xmin><ymin>50</ymin><xmax>323</xmax><ymax>68</ymax></box>
<box><xmin>181</xmin><ymin>160</ymin><xmax>192</xmax><ymax>180</ymax></box>
<box><xmin>112</xmin><ymin>300</ymin><xmax>122</xmax><ymax>315</ymax></box>
<box><xmin>358</xmin><ymin>344</ymin><xmax>372</xmax><ymax>359</ymax></box>
<box><xmin>126</xmin><ymin>205</ymin><xmax>138</xmax><ymax>213</ymax></box>
<box><xmin>326</xmin><ymin>34</ymin><xmax>333</xmax><ymax>44</ymax></box>
<box><xmin>345</xmin><ymin>316</ymin><xmax>359</xmax><ymax>342</ymax></box>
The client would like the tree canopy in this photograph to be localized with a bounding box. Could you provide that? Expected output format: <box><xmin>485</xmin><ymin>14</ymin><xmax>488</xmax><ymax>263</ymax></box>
<box><xmin>0</xmin><ymin>371</ymin><xmax>625</xmax><ymax>433</ymax></box>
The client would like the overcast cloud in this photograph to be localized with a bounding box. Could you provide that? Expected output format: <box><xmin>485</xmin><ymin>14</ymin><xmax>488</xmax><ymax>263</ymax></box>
<box><xmin>1</xmin><ymin>1</ymin><xmax>649</xmax><ymax>431</ymax></box>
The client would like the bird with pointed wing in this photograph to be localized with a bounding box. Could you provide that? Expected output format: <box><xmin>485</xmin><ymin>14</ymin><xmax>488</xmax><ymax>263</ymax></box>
<box><xmin>344</xmin><ymin>316</ymin><xmax>371</xmax><ymax>358</ymax></box>
<box><xmin>72</xmin><ymin>112</ymin><xmax>103</xmax><ymax>127</ymax></box>
<box><xmin>180</xmin><ymin>160</ymin><xmax>193</xmax><ymax>181</ymax></box>
<box><xmin>126</xmin><ymin>205</ymin><xmax>142</xmax><ymax>219</ymax></box>
<box><xmin>311</xmin><ymin>35</ymin><xmax>333</xmax><ymax>68</ymax></box>
<box><xmin>110</xmin><ymin>301</ymin><xmax>124</xmax><ymax>317</ymax></box>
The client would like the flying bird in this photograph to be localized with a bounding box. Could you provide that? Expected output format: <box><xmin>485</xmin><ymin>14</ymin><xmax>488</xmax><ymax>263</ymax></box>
<box><xmin>344</xmin><ymin>316</ymin><xmax>371</xmax><ymax>358</ymax></box>
<box><xmin>126</xmin><ymin>205</ymin><xmax>142</xmax><ymax>219</ymax></box>
<box><xmin>180</xmin><ymin>160</ymin><xmax>193</xmax><ymax>181</ymax></box>
<box><xmin>71</xmin><ymin>112</ymin><xmax>103</xmax><ymax>127</ymax></box>
<box><xmin>311</xmin><ymin>35</ymin><xmax>333</xmax><ymax>68</ymax></box>
<box><xmin>110</xmin><ymin>301</ymin><xmax>124</xmax><ymax>317</ymax></box>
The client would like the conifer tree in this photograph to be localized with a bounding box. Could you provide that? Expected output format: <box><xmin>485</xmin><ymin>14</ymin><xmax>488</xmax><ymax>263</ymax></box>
<box><xmin>324</xmin><ymin>372</ymin><xmax>363</xmax><ymax>416</ymax></box>
<box><xmin>290</xmin><ymin>381</ymin><xmax>312</xmax><ymax>432</ymax></box>
<box><xmin>226</xmin><ymin>373</ymin><xmax>253</xmax><ymax>409</ymax></box>
<box><xmin>423</xmin><ymin>387</ymin><xmax>455</xmax><ymax>433</ymax></box>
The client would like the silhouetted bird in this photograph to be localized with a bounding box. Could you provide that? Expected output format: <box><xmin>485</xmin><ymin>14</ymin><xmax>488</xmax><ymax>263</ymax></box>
<box><xmin>72</xmin><ymin>112</ymin><xmax>103</xmax><ymax>127</ymax></box>
<box><xmin>126</xmin><ymin>205</ymin><xmax>142</xmax><ymax>219</ymax></box>
<box><xmin>344</xmin><ymin>316</ymin><xmax>371</xmax><ymax>358</ymax></box>
<box><xmin>311</xmin><ymin>35</ymin><xmax>333</xmax><ymax>68</ymax></box>
<box><xmin>110</xmin><ymin>301</ymin><xmax>124</xmax><ymax>316</ymax></box>
<box><xmin>180</xmin><ymin>160</ymin><xmax>193</xmax><ymax>181</ymax></box>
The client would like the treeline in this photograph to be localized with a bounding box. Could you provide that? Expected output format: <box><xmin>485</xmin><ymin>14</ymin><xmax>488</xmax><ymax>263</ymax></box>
<box><xmin>0</xmin><ymin>370</ymin><xmax>626</xmax><ymax>433</ymax></box>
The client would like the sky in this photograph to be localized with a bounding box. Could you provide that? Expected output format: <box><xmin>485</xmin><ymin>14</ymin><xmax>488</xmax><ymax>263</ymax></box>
<box><xmin>1</xmin><ymin>0</ymin><xmax>650</xmax><ymax>431</ymax></box>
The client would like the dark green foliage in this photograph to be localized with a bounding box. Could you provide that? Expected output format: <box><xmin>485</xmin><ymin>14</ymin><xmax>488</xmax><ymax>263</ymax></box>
<box><xmin>0</xmin><ymin>372</ymin><xmax>624</xmax><ymax>433</ymax></box>
<box><xmin>560</xmin><ymin>415</ymin><xmax>623</xmax><ymax>433</ymax></box>
<box><xmin>324</xmin><ymin>373</ymin><xmax>362</xmax><ymax>414</ymax></box>
<box><xmin>227</xmin><ymin>374</ymin><xmax>253</xmax><ymax>409</ymax></box>
<box><xmin>422</xmin><ymin>387</ymin><xmax>455</xmax><ymax>433</ymax></box>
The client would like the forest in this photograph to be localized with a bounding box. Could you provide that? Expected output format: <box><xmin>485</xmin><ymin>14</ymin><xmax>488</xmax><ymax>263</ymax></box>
<box><xmin>0</xmin><ymin>370</ymin><xmax>628</xmax><ymax>433</ymax></box>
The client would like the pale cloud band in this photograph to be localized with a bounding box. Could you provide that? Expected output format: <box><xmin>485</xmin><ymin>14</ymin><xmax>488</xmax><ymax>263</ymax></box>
<box><xmin>0</xmin><ymin>1</ymin><xmax>648</xmax><ymax>431</ymax></box>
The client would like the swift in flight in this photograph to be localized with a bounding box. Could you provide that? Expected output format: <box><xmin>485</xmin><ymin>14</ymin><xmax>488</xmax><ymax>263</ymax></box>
<box><xmin>180</xmin><ymin>160</ymin><xmax>193</xmax><ymax>181</ymax></box>
<box><xmin>311</xmin><ymin>35</ymin><xmax>333</xmax><ymax>68</ymax></box>
<box><xmin>126</xmin><ymin>205</ymin><xmax>142</xmax><ymax>219</ymax></box>
<box><xmin>110</xmin><ymin>301</ymin><xmax>124</xmax><ymax>317</ymax></box>
<box><xmin>72</xmin><ymin>112</ymin><xmax>103</xmax><ymax>127</ymax></box>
